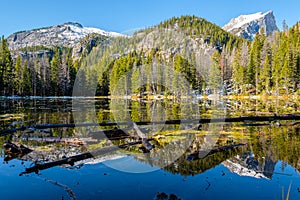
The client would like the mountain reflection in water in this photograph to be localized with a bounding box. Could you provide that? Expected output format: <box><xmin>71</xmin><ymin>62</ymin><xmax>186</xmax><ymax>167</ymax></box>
<box><xmin>0</xmin><ymin>97</ymin><xmax>299</xmax><ymax>200</ymax></box>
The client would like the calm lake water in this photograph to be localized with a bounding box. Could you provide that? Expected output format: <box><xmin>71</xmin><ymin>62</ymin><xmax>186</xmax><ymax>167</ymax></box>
<box><xmin>0</xmin><ymin>97</ymin><xmax>300</xmax><ymax>200</ymax></box>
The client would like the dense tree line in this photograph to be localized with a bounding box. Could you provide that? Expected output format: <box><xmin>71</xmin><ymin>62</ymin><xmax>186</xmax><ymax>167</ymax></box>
<box><xmin>0</xmin><ymin>38</ymin><xmax>77</xmax><ymax>96</ymax></box>
<box><xmin>0</xmin><ymin>17</ymin><xmax>299</xmax><ymax>97</ymax></box>
<box><xmin>0</xmin><ymin>36</ymin><xmax>14</xmax><ymax>95</ymax></box>
<box><xmin>107</xmin><ymin>50</ymin><xmax>202</xmax><ymax>96</ymax></box>
<box><xmin>230</xmin><ymin>23</ymin><xmax>300</xmax><ymax>95</ymax></box>
<box><xmin>157</xmin><ymin>15</ymin><xmax>242</xmax><ymax>51</ymax></box>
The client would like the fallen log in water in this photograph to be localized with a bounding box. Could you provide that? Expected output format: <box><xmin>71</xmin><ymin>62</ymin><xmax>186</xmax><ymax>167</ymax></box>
<box><xmin>20</xmin><ymin>140</ymin><xmax>152</xmax><ymax>175</ymax></box>
<box><xmin>240</xmin><ymin>123</ymin><xmax>270</xmax><ymax>127</ymax></box>
<box><xmin>89</xmin><ymin>128</ymin><xmax>133</xmax><ymax>140</ymax></box>
<box><xmin>4</xmin><ymin>142</ymin><xmax>33</xmax><ymax>154</ymax></box>
<box><xmin>186</xmin><ymin>143</ymin><xmax>246</xmax><ymax>161</ymax></box>
<box><xmin>133</xmin><ymin>123</ymin><xmax>154</xmax><ymax>151</ymax></box>
<box><xmin>278</xmin><ymin>121</ymin><xmax>300</xmax><ymax>126</ymax></box>
<box><xmin>3</xmin><ymin>142</ymin><xmax>33</xmax><ymax>162</ymax></box>
<box><xmin>2</xmin><ymin>114</ymin><xmax>300</xmax><ymax>137</ymax></box>
<box><xmin>8</xmin><ymin>120</ymin><xmax>34</xmax><ymax>127</ymax></box>
<box><xmin>21</xmin><ymin>151</ymin><xmax>94</xmax><ymax>175</ymax></box>
<box><xmin>18</xmin><ymin>114</ymin><xmax>300</xmax><ymax>129</ymax></box>
<box><xmin>240</xmin><ymin>121</ymin><xmax>300</xmax><ymax>127</ymax></box>
<box><xmin>21</xmin><ymin>137</ymin><xmax>98</xmax><ymax>146</ymax></box>
<box><xmin>27</xmin><ymin>127</ymin><xmax>52</xmax><ymax>134</ymax></box>
<box><xmin>0</xmin><ymin>126</ymin><xmax>26</xmax><ymax>136</ymax></box>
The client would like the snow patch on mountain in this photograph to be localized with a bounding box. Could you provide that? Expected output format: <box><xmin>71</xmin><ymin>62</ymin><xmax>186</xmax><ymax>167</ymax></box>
<box><xmin>62</xmin><ymin>22</ymin><xmax>123</xmax><ymax>38</ymax></box>
<box><xmin>7</xmin><ymin>22</ymin><xmax>125</xmax><ymax>51</ymax></box>
<box><xmin>222</xmin><ymin>10</ymin><xmax>278</xmax><ymax>40</ymax></box>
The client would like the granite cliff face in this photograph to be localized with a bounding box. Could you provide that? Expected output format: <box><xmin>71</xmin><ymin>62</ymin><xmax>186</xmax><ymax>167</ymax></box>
<box><xmin>6</xmin><ymin>22</ymin><xmax>123</xmax><ymax>51</ymax></box>
<box><xmin>223</xmin><ymin>11</ymin><xmax>278</xmax><ymax>40</ymax></box>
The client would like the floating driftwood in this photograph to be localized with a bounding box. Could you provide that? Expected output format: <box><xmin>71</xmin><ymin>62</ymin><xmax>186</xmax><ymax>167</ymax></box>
<box><xmin>186</xmin><ymin>143</ymin><xmax>245</xmax><ymax>161</ymax></box>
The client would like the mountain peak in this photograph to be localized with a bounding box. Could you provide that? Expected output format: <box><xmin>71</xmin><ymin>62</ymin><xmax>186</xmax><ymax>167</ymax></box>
<box><xmin>223</xmin><ymin>11</ymin><xmax>278</xmax><ymax>40</ymax></box>
<box><xmin>265</xmin><ymin>10</ymin><xmax>274</xmax><ymax>15</ymax></box>
<box><xmin>7</xmin><ymin>22</ymin><xmax>125</xmax><ymax>51</ymax></box>
<box><xmin>62</xmin><ymin>22</ymin><xmax>83</xmax><ymax>28</ymax></box>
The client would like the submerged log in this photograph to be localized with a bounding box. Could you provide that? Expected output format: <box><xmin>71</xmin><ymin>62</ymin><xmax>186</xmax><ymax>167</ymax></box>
<box><xmin>44</xmin><ymin>178</ymin><xmax>77</xmax><ymax>200</ymax></box>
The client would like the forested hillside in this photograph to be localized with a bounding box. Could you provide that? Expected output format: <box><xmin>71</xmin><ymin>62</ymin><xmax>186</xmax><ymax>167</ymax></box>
<box><xmin>231</xmin><ymin>23</ymin><xmax>300</xmax><ymax>95</ymax></box>
<box><xmin>0</xmin><ymin>16</ymin><xmax>299</xmax><ymax>97</ymax></box>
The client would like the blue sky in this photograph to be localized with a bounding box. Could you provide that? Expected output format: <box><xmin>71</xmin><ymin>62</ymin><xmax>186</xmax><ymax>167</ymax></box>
<box><xmin>0</xmin><ymin>0</ymin><xmax>299</xmax><ymax>37</ymax></box>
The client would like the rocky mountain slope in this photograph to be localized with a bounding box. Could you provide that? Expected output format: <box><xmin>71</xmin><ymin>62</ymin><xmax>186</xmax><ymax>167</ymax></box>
<box><xmin>223</xmin><ymin>10</ymin><xmax>278</xmax><ymax>40</ymax></box>
<box><xmin>6</xmin><ymin>22</ymin><xmax>124</xmax><ymax>51</ymax></box>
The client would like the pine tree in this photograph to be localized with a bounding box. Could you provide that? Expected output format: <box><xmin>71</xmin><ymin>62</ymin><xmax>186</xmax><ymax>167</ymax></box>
<box><xmin>0</xmin><ymin>36</ymin><xmax>14</xmax><ymax>95</ymax></box>
<box><xmin>131</xmin><ymin>65</ymin><xmax>141</xmax><ymax>94</ymax></box>
<box><xmin>14</xmin><ymin>55</ymin><xmax>22</xmax><ymax>95</ymax></box>
<box><xmin>247</xmin><ymin>33</ymin><xmax>265</xmax><ymax>94</ymax></box>
<box><xmin>208</xmin><ymin>51</ymin><xmax>222</xmax><ymax>94</ymax></box>
<box><xmin>232</xmin><ymin>46</ymin><xmax>245</xmax><ymax>94</ymax></box>
<box><xmin>260</xmin><ymin>48</ymin><xmax>272</xmax><ymax>94</ymax></box>
<box><xmin>51</xmin><ymin>47</ymin><xmax>60</xmax><ymax>95</ymax></box>
<box><xmin>282</xmin><ymin>20</ymin><xmax>289</xmax><ymax>32</ymax></box>
<box><xmin>247</xmin><ymin>48</ymin><xmax>255</xmax><ymax>86</ymax></box>
<box><xmin>40</xmin><ymin>54</ymin><xmax>51</xmax><ymax>96</ymax></box>
<box><xmin>22</xmin><ymin>60</ymin><xmax>32</xmax><ymax>95</ymax></box>
<box><xmin>272</xmin><ymin>40</ymin><xmax>281</xmax><ymax>95</ymax></box>
<box><xmin>275</xmin><ymin>34</ymin><xmax>292</xmax><ymax>95</ymax></box>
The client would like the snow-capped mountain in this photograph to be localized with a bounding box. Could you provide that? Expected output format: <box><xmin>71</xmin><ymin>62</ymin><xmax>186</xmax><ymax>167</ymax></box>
<box><xmin>222</xmin><ymin>10</ymin><xmax>278</xmax><ymax>40</ymax></box>
<box><xmin>7</xmin><ymin>22</ymin><xmax>124</xmax><ymax>51</ymax></box>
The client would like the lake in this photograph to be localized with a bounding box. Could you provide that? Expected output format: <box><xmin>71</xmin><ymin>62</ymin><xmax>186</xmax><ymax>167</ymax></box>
<box><xmin>0</xmin><ymin>97</ymin><xmax>300</xmax><ymax>200</ymax></box>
